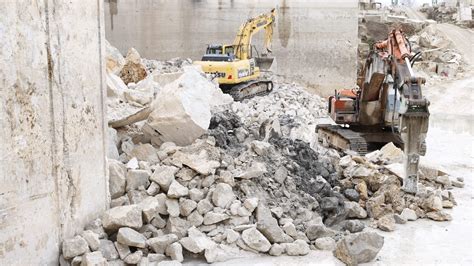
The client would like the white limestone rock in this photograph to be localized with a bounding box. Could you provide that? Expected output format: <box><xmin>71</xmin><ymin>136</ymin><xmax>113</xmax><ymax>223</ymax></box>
<box><xmin>144</xmin><ymin>67</ymin><xmax>228</xmax><ymax>146</ymax></box>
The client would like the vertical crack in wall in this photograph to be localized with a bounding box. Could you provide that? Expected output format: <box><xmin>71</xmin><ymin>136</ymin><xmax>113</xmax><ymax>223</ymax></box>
<box><xmin>97</xmin><ymin>0</ymin><xmax>109</xmax><ymax>209</ymax></box>
<box><xmin>44</xmin><ymin>0</ymin><xmax>62</xmax><ymax>252</ymax></box>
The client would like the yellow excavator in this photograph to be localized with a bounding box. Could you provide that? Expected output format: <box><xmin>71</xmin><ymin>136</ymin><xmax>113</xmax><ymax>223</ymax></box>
<box><xmin>194</xmin><ymin>9</ymin><xmax>276</xmax><ymax>101</ymax></box>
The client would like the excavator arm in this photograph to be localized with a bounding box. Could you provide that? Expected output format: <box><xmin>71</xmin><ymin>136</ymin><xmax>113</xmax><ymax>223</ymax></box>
<box><xmin>376</xmin><ymin>29</ymin><xmax>430</xmax><ymax>194</ymax></box>
<box><xmin>233</xmin><ymin>8</ymin><xmax>276</xmax><ymax>60</ymax></box>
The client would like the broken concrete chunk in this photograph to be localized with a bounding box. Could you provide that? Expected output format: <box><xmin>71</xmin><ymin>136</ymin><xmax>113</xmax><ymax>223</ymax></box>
<box><xmin>117</xmin><ymin>227</ymin><xmax>147</xmax><ymax>248</ymax></box>
<box><xmin>179</xmin><ymin>226</ymin><xmax>216</xmax><ymax>253</ymax></box>
<box><xmin>129</xmin><ymin>143</ymin><xmax>159</xmax><ymax>164</ymax></box>
<box><xmin>377</xmin><ymin>215</ymin><xmax>396</xmax><ymax>232</ymax></box>
<box><xmin>333</xmin><ymin>232</ymin><xmax>384</xmax><ymax>265</ymax></box>
<box><xmin>99</xmin><ymin>239</ymin><xmax>119</xmax><ymax>260</ymax></box>
<box><xmin>81</xmin><ymin>251</ymin><xmax>107</xmax><ymax>266</ymax></box>
<box><xmin>212</xmin><ymin>183</ymin><xmax>236</xmax><ymax>208</ymax></box>
<box><xmin>400</xmin><ymin>208</ymin><xmax>417</xmax><ymax>221</ymax></box>
<box><xmin>172</xmin><ymin>151</ymin><xmax>220</xmax><ymax>175</ymax></box>
<box><xmin>269</xmin><ymin>243</ymin><xmax>285</xmax><ymax>256</ymax></box>
<box><xmin>251</xmin><ymin>140</ymin><xmax>272</xmax><ymax>156</ymax></box>
<box><xmin>168</xmin><ymin>180</ymin><xmax>189</xmax><ymax>198</ymax></box>
<box><xmin>256</xmin><ymin>203</ymin><xmax>293</xmax><ymax>243</ymax></box>
<box><xmin>166</xmin><ymin>198</ymin><xmax>180</xmax><ymax>217</ymax></box>
<box><xmin>102</xmin><ymin>205</ymin><xmax>143</xmax><ymax>231</ymax></box>
<box><xmin>314</xmin><ymin>237</ymin><xmax>336</xmax><ymax>251</ymax></box>
<box><xmin>126</xmin><ymin>169</ymin><xmax>150</xmax><ymax>191</ymax></box>
<box><xmin>81</xmin><ymin>230</ymin><xmax>100</xmax><ymax>252</ymax></box>
<box><xmin>109</xmin><ymin>159</ymin><xmax>127</xmax><ymax>199</ymax></box>
<box><xmin>62</xmin><ymin>235</ymin><xmax>89</xmax><ymax>259</ymax></box>
<box><xmin>123</xmin><ymin>250</ymin><xmax>143</xmax><ymax>264</ymax></box>
<box><xmin>150</xmin><ymin>165</ymin><xmax>178</xmax><ymax>192</ymax></box>
<box><xmin>179</xmin><ymin>198</ymin><xmax>197</xmax><ymax>216</ymax></box>
<box><xmin>114</xmin><ymin>241</ymin><xmax>131</xmax><ymax>260</ymax></box>
<box><xmin>147</xmin><ymin>234</ymin><xmax>179</xmax><ymax>254</ymax></box>
<box><xmin>203</xmin><ymin>212</ymin><xmax>230</xmax><ymax>225</ymax></box>
<box><xmin>241</xmin><ymin>227</ymin><xmax>271</xmax><ymax>252</ymax></box>
<box><xmin>165</xmin><ymin>242</ymin><xmax>184</xmax><ymax>262</ymax></box>
<box><xmin>235</xmin><ymin>162</ymin><xmax>267</xmax><ymax>179</ymax></box>
<box><xmin>345</xmin><ymin>201</ymin><xmax>368</xmax><ymax>219</ymax></box>
<box><xmin>285</xmin><ymin>239</ymin><xmax>310</xmax><ymax>256</ymax></box>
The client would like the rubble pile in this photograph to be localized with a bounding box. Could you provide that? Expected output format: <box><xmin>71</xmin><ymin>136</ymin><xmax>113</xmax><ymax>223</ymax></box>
<box><xmin>358</xmin><ymin>21</ymin><xmax>466</xmax><ymax>79</ymax></box>
<box><xmin>419</xmin><ymin>4</ymin><xmax>458</xmax><ymax>24</ymax></box>
<box><xmin>60</xmin><ymin>43</ymin><xmax>464</xmax><ymax>265</ymax></box>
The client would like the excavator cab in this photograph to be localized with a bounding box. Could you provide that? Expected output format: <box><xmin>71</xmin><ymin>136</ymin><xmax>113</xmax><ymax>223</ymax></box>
<box><xmin>201</xmin><ymin>44</ymin><xmax>236</xmax><ymax>62</ymax></box>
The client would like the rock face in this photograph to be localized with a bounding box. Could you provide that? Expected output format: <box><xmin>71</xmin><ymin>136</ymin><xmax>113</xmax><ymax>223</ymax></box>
<box><xmin>119</xmin><ymin>48</ymin><xmax>147</xmax><ymax>84</ymax></box>
<box><xmin>334</xmin><ymin>232</ymin><xmax>384</xmax><ymax>265</ymax></box>
<box><xmin>144</xmin><ymin>67</ymin><xmax>227</xmax><ymax>146</ymax></box>
<box><xmin>241</xmin><ymin>228</ymin><xmax>271</xmax><ymax>252</ymax></box>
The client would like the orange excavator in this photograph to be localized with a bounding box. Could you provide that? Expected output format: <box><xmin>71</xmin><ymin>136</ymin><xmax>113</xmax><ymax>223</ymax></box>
<box><xmin>317</xmin><ymin>28</ymin><xmax>430</xmax><ymax>194</ymax></box>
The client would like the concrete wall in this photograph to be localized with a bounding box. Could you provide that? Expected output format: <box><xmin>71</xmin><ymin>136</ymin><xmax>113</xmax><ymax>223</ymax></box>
<box><xmin>0</xmin><ymin>1</ymin><xmax>108</xmax><ymax>264</ymax></box>
<box><xmin>104</xmin><ymin>0</ymin><xmax>358</xmax><ymax>96</ymax></box>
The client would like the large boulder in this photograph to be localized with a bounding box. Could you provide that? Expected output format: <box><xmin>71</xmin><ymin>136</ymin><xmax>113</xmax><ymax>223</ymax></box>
<box><xmin>334</xmin><ymin>231</ymin><xmax>384</xmax><ymax>265</ymax></box>
<box><xmin>144</xmin><ymin>66</ymin><xmax>230</xmax><ymax>146</ymax></box>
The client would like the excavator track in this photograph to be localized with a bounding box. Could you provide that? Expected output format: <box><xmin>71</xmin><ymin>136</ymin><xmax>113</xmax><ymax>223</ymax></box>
<box><xmin>228</xmin><ymin>80</ymin><xmax>273</xmax><ymax>101</ymax></box>
<box><xmin>316</xmin><ymin>124</ymin><xmax>368</xmax><ymax>155</ymax></box>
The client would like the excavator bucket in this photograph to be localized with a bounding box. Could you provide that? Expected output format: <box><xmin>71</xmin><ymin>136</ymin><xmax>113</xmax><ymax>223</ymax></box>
<box><xmin>255</xmin><ymin>56</ymin><xmax>275</xmax><ymax>70</ymax></box>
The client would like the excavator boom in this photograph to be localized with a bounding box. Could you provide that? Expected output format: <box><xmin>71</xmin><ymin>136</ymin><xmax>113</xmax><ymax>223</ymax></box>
<box><xmin>317</xmin><ymin>28</ymin><xmax>429</xmax><ymax>194</ymax></box>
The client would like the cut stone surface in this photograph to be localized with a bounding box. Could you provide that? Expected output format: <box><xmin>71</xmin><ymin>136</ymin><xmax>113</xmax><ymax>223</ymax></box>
<box><xmin>212</xmin><ymin>183</ymin><xmax>236</xmax><ymax>208</ymax></box>
<box><xmin>333</xmin><ymin>232</ymin><xmax>384</xmax><ymax>265</ymax></box>
<box><xmin>241</xmin><ymin>227</ymin><xmax>271</xmax><ymax>252</ymax></box>
<box><xmin>62</xmin><ymin>236</ymin><xmax>89</xmax><ymax>259</ymax></box>
<box><xmin>102</xmin><ymin>205</ymin><xmax>143</xmax><ymax>231</ymax></box>
<box><xmin>117</xmin><ymin>227</ymin><xmax>147</xmax><ymax>248</ymax></box>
